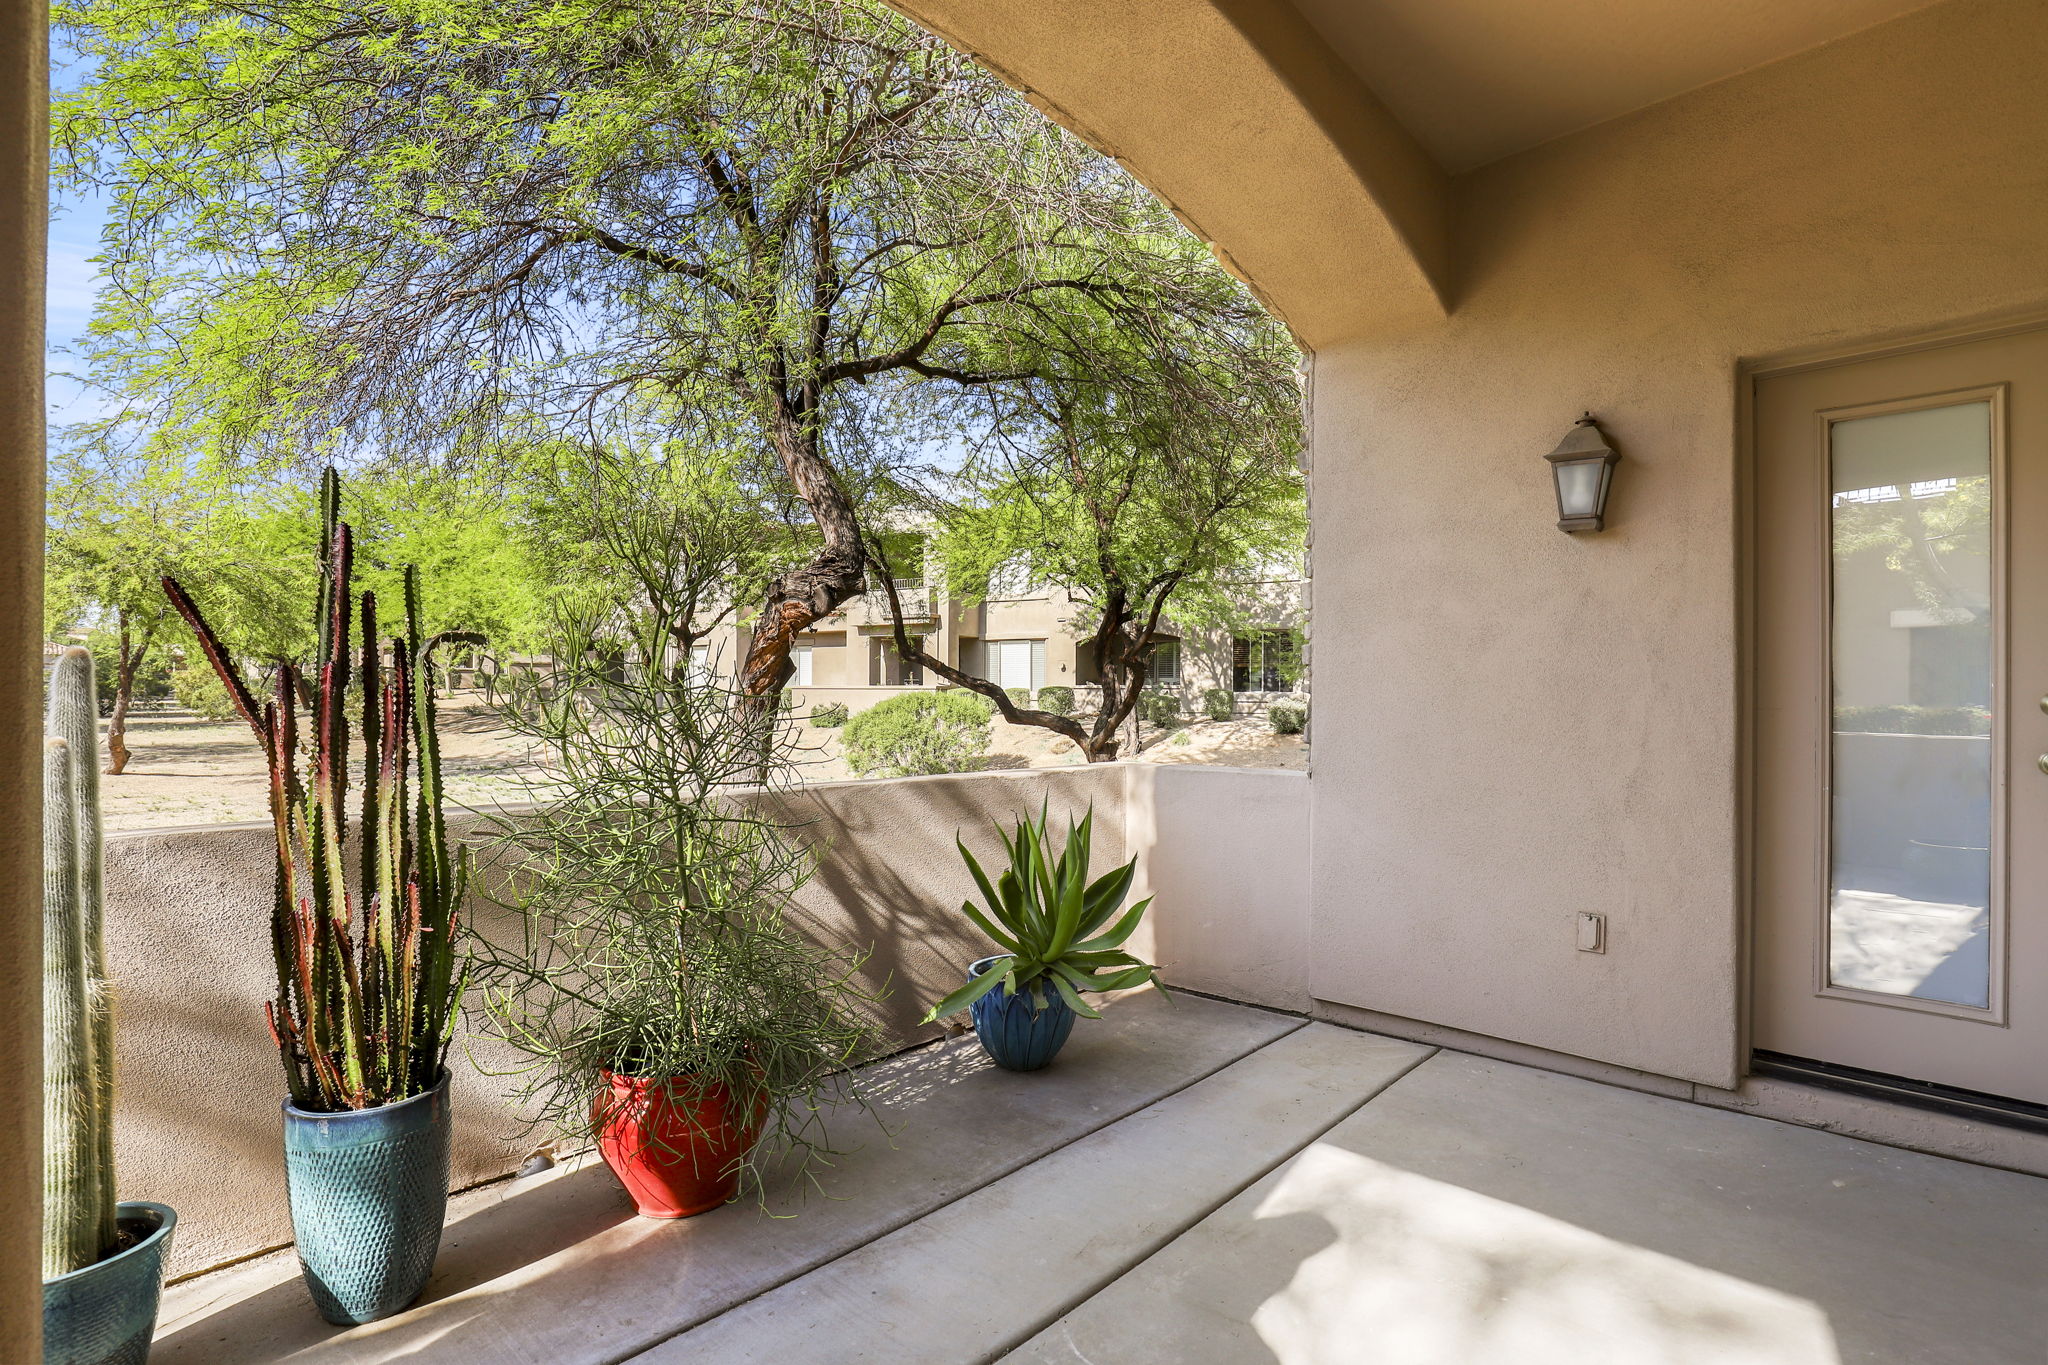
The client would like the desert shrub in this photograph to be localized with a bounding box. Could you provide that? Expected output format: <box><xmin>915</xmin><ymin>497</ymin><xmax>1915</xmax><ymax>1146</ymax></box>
<box><xmin>1202</xmin><ymin>688</ymin><xmax>1234</xmax><ymax>722</ymax></box>
<box><xmin>1269</xmin><ymin>701</ymin><xmax>1308</xmax><ymax>735</ymax></box>
<box><xmin>810</xmin><ymin>701</ymin><xmax>849</xmax><ymax>727</ymax></box>
<box><xmin>171</xmin><ymin>664</ymin><xmax>237</xmax><ymax>721</ymax></box>
<box><xmin>1037</xmin><ymin>685</ymin><xmax>1075</xmax><ymax>716</ymax></box>
<box><xmin>1137</xmin><ymin>690</ymin><xmax>1181</xmax><ymax>727</ymax></box>
<box><xmin>1832</xmin><ymin>704</ymin><xmax>1988</xmax><ymax>736</ymax></box>
<box><xmin>842</xmin><ymin>691</ymin><xmax>992</xmax><ymax>777</ymax></box>
<box><xmin>1005</xmin><ymin>686</ymin><xmax>1032</xmax><ymax>708</ymax></box>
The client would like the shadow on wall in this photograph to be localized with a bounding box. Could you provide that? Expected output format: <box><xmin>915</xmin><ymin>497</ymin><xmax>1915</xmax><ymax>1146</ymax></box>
<box><xmin>101</xmin><ymin>767</ymin><xmax>1132</xmax><ymax>1281</ymax></box>
<box><xmin>773</xmin><ymin>766</ymin><xmax>1131</xmax><ymax>1044</ymax></box>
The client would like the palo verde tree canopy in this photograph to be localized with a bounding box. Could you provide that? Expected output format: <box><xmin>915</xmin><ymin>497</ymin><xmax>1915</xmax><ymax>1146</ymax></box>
<box><xmin>55</xmin><ymin>0</ymin><xmax>1283</xmax><ymax>705</ymax></box>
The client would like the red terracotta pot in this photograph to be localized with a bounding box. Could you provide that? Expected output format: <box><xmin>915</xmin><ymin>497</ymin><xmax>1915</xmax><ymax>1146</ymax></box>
<box><xmin>595</xmin><ymin>1070</ymin><xmax>768</xmax><ymax>1219</ymax></box>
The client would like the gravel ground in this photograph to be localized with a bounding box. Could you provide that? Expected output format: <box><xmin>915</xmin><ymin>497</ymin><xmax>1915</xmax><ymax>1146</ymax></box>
<box><xmin>94</xmin><ymin>698</ymin><xmax>1306</xmax><ymax>832</ymax></box>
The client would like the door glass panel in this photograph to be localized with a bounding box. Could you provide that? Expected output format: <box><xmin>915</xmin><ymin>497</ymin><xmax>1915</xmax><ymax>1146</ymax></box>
<box><xmin>1828</xmin><ymin>401</ymin><xmax>1994</xmax><ymax>1007</ymax></box>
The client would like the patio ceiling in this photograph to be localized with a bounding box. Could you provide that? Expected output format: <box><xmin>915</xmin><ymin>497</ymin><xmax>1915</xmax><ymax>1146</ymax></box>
<box><xmin>887</xmin><ymin>0</ymin><xmax>1961</xmax><ymax>348</ymax></box>
<box><xmin>1291</xmin><ymin>0</ymin><xmax>1951</xmax><ymax>172</ymax></box>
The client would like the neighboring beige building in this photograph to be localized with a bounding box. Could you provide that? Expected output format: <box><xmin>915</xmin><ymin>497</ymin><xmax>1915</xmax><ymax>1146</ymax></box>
<box><xmin>694</xmin><ymin>561</ymin><xmax>1308</xmax><ymax>719</ymax></box>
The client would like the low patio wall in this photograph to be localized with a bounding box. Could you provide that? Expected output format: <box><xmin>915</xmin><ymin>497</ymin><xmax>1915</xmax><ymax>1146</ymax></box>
<box><xmin>100</xmin><ymin>763</ymin><xmax>1307</xmax><ymax>1278</ymax></box>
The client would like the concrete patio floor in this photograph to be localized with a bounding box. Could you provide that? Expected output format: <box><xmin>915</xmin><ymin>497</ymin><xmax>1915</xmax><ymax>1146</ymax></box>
<box><xmin>157</xmin><ymin>991</ymin><xmax>2048</xmax><ymax>1364</ymax></box>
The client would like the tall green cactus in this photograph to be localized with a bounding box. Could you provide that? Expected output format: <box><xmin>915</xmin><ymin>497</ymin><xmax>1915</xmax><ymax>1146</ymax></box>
<box><xmin>44</xmin><ymin>648</ymin><xmax>117</xmax><ymax>1277</ymax></box>
<box><xmin>164</xmin><ymin>469</ymin><xmax>480</xmax><ymax>1112</ymax></box>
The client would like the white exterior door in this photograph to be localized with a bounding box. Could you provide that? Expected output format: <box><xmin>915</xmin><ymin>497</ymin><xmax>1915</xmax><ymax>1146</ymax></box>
<box><xmin>1754</xmin><ymin>329</ymin><xmax>2048</xmax><ymax>1106</ymax></box>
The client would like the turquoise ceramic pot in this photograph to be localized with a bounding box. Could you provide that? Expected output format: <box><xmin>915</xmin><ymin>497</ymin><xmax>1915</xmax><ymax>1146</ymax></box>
<box><xmin>282</xmin><ymin>1072</ymin><xmax>451</xmax><ymax>1326</ymax></box>
<box><xmin>967</xmin><ymin>957</ymin><xmax>1077</xmax><ymax>1071</ymax></box>
<box><xmin>42</xmin><ymin>1201</ymin><xmax>176</xmax><ymax>1365</ymax></box>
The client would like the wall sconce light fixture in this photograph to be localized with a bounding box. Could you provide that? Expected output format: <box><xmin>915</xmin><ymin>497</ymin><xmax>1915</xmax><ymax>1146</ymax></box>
<box><xmin>1544</xmin><ymin>413</ymin><xmax>1621</xmax><ymax>533</ymax></box>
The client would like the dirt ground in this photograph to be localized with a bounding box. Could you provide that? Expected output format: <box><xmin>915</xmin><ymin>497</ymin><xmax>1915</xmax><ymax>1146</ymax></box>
<box><xmin>96</xmin><ymin>698</ymin><xmax>1307</xmax><ymax>832</ymax></box>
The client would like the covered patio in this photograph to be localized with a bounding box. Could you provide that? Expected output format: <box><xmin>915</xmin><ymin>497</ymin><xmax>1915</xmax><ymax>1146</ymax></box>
<box><xmin>7</xmin><ymin>0</ymin><xmax>2048</xmax><ymax>1360</ymax></box>
<box><xmin>155</xmin><ymin>989</ymin><xmax>2044</xmax><ymax>1363</ymax></box>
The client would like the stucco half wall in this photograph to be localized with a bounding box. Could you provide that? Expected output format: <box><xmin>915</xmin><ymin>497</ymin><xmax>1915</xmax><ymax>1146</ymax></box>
<box><xmin>100</xmin><ymin>764</ymin><xmax>1307</xmax><ymax>1278</ymax></box>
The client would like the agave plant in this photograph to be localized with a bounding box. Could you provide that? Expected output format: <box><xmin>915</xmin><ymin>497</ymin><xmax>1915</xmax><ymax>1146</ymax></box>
<box><xmin>923</xmin><ymin>803</ymin><xmax>1161</xmax><ymax>1022</ymax></box>
<box><xmin>163</xmin><ymin>470</ymin><xmax>479</xmax><ymax>1112</ymax></box>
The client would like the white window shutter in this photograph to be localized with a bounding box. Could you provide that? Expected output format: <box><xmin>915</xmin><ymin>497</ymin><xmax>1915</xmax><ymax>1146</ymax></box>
<box><xmin>1030</xmin><ymin>639</ymin><xmax>1046</xmax><ymax>691</ymax></box>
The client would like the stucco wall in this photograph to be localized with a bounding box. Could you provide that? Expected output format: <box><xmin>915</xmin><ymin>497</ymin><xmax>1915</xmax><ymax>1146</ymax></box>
<box><xmin>99</xmin><ymin>762</ymin><xmax>1301</xmax><ymax>1278</ymax></box>
<box><xmin>1308</xmin><ymin>0</ymin><xmax>2048</xmax><ymax>1086</ymax></box>
<box><xmin>1126</xmin><ymin>765</ymin><xmax>1312</xmax><ymax>1012</ymax></box>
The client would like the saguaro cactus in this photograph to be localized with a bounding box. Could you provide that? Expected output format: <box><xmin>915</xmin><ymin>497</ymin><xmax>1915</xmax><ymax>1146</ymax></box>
<box><xmin>44</xmin><ymin>647</ymin><xmax>117</xmax><ymax>1276</ymax></box>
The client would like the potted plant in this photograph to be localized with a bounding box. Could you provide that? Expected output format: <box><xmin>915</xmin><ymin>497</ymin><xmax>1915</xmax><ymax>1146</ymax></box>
<box><xmin>923</xmin><ymin>804</ymin><xmax>1161</xmax><ymax>1071</ymax></box>
<box><xmin>164</xmin><ymin>470</ymin><xmax>477</xmax><ymax>1326</ymax></box>
<box><xmin>470</xmin><ymin>596</ymin><xmax>882</xmax><ymax>1218</ymax></box>
<box><xmin>43</xmin><ymin>646</ymin><xmax>176</xmax><ymax>1365</ymax></box>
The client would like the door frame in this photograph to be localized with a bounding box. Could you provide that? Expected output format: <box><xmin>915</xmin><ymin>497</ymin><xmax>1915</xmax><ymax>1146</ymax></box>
<box><xmin>1737</xmin><ymin>312</ymin><xmax>2048</xmax><ymax>1079</ymax></box>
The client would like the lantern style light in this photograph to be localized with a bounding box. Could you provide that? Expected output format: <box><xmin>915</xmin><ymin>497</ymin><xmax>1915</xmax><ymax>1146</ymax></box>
<box><xmin>1543</xmin><ymin>413</ymin><xmax>1621</xmax><ymax>533</ymax></box>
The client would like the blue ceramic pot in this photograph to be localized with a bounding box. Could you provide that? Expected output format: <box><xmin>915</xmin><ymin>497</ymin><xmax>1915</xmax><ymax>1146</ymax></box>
<box><xmin>967</xmin><ymin>957</ymin><xmax>1077</xmax><ymax>1071</ymax></box>
<box><xmin>282</xmin><ymin>1071</ymin><xmax>451</xmax><ymax>1326</ymax></box>
<box><xmin>42</xmin><ymin>1201</ymin><xmax>176</xmax><ymax>1365</ymax></box>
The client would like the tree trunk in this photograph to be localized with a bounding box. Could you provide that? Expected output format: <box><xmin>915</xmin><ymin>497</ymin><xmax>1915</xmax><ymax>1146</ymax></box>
<box><xmin>104</xmin><ymin>619</ymin><xmax>134</xmax><ymax>776</ymax></box>
<box><xmin>739</xmin><ymin>401</ymin><xmax>868</xmax><ymax>713</ymax></box>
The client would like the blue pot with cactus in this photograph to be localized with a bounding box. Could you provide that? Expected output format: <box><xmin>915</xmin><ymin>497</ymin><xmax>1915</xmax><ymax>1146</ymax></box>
<box><xmin>42</xmin><ymin>1203</ymin><xmax>177</xmax><ymax>1365</ymax></box>
<box><xmin>283</xmin><ymin>1074</ymin><xmax>452</xmax><ymax>1325</ymax></box>
<box><xmin>926</xmin><ymin>803</ymin><xmax>1163</xmax><ymax>1073</ymax></box>
<box><xmin>966</xmin><ymin>957</ymin><xmax>1077</xmax><ymax>1071</ymax></box>
<box><xmin>165</xmin><ymin>470</ymin><xmax>476</xmax><ymax>1328</ymax></box>
<box><xmin>42</xmin><ymin>647</ymin><xmax>177</xmax><ymax>1365</ymax></box>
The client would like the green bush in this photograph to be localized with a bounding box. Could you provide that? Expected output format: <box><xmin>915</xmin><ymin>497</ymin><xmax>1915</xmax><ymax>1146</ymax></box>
<box><xmin>842</xmin><ymin>691</ymin><xmax>993</xmax><ymax>777</ymax></box>
<box><xmin>171</xmin><ymin>664</ymin><xmax>238</xmax><ymax>721</ymax></box>
<box><xmin>1137</xmin><ymin>690</ymin><xmax>1181</xmax><ymax>727</ymax></box>
<box><xmin>1005</xmin><ymin>686</ymin><xmax>1032</xmax><ymax>708</ymax></box>
<box><xmin>810</xmin><ymin>701</ymin><xmax>849</xmax><ymax>727</ymax></box>
<box><xmin>1037</xmin><ymin>685</ymin><xmax>1075</xmax><ymax>716</ymax></box>
<box><xmin>1202</xmin><ymin>688</ymin><xmax>1234</xmax><ymax>722</ymax></box>
<box><xmin>1269</xmin><ymin>701</ymin><xmax>1308</xmax><ymax>735</ymax></box>
<box><xmin>1832</xmin><ymin>704</ymin><xmax>1988</xmax><ymax>736</ymax></box>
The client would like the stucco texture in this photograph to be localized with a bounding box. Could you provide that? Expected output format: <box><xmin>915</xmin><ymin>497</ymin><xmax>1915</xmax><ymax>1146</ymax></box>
<box><xmin>98</xmin><ymin>764</ymin><xmax>1304</xmax><ymax>1277</ymax></box>
<box><xmin>1308</xmin><ymin>0</ymin><xmax>2048</xmax><ymax>1086</ymax></box>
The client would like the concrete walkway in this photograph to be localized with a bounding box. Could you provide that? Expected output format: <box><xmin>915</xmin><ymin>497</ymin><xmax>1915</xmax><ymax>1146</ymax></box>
<box><xmin>158</xmin><ymin>992</ymin><xmax>2048</xmax><ymax>1364</ymax></box>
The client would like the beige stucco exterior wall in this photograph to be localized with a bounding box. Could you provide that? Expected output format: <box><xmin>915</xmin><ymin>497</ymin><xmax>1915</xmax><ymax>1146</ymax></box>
<box><xmin>92</xmin><ymin>763</ymin><xmax>1306</xmax><ymax>1279</ymax></box>
<box><xmin>0</xmin><ymin>0</ymin><xmax>44</xmax><ymax>1353</ymax></box>
<box><xmin>1125</xmin><ymin>765</ymin><xmax>1312</xmax><ymax>1012</ymax></box>
<box><xmin>1309</xmin><ymin>0</ymin><xmax>2048</xmax><ymax>1087</ymax></box>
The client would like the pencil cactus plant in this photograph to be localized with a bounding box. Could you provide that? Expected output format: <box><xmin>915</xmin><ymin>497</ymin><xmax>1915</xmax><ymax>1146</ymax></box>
<box><xmin>164</xmin><ymin>469</ymin><xmax>478</xmax><ymax>1112</ymax></box>
<box><xmin>43</xmin><ymin>647</ymin><xmax>115</xmax><ymax>1277</ymax></box>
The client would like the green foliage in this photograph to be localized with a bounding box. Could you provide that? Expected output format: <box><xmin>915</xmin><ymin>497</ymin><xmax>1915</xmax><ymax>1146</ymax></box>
<box><xmin>1269</xmin><ymin>702</ymin><xmax>1308</xmax><ymax>735</ymax></box>
<box><xmin>469</xmin><ymin>604</ymin><xmax>881</xmax><ymax>1197</ymax></box>
<box><xmin>809</xmin><ymin>702</ymin><xmax>849</xmax><ymax>728</ymax></box>
<box><xmin>1138</xmin><ymin>691</ymin><xmax>1182</xmax><ymax>727</ymax></box>
<box><xmin>1202</xmin><ymin>688</ymin><xmax>1234</xmax><ymax>722</ymax></box>
<box><xmin>1834</xmin><ymin>704</ymin><xmax>1989</xmax><ymax>736</ymax></box>
<box><xmin>841</xmin><ymin>692</ymin><xmax>992</xmax><ymax>777</ymax></box>
<box><xmin>169</xmin><ymin>662</ymin><xmax>235</xmax><ymax>721</ymax></box>
<box><xmin>922</xmin><ymin>803</ymin><xmax>1160</xmax><ymax>1022</ymax></box>
<box><xmin>43</xmin><ymin>649</ymin><xmax>117</xmax><ymax>1275</ymax></box>
<box><xmin>1037</xmin><ymin>685</ymin><xmax>1075</xmax><ymax>717</ymax></box>
<box><xmin>1005</xmin><ymin>686</ymin><xmax>1032</xmax><ymax>708</ymax></box>
<box><xmin>165</xmin><ymin>471</ymin><xmax>473</xmax><ymax>1111</ymax></box>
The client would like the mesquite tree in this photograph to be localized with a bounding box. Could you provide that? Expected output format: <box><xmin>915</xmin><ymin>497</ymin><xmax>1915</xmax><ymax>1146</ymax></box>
<box><xmin>57</xmin><ymin>0</ymin><xmax>1242</xmax><ymax>710</ymax></box>
<box><xmin>878</xmin><ymin>324</ymin><xmax>1305</xmax><ymax>761</ymax></box>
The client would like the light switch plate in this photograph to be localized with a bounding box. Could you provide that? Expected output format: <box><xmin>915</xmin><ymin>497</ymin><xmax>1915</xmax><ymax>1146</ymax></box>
<box><xmin>1576</xmin><ymin>912</ymin><xmax>1606</xmax><ymax>954</ymax></box>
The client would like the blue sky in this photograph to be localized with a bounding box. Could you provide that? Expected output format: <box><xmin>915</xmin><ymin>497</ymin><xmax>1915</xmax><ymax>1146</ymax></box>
<box><xmin>46</xmin><ymin>44</ymin><xmax>107</xmax><ymax>430</ymax></box>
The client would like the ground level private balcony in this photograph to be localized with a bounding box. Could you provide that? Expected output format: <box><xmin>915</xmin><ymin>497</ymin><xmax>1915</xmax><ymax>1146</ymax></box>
<box><xmin>101</xmin><ymin>765</ymin><xmax>2045</xmax><ymax>1364</ymax></box>
<box><xmin>155</xmin><ymin>987</ymin><xmax>2042</xmax><ymax>1364</ymax></box>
